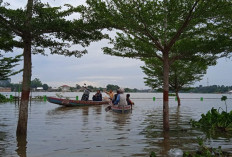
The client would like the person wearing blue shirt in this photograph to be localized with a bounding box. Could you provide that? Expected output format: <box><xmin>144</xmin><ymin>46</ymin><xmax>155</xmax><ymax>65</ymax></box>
<box><xmin>113</xmin><ymin>88</ymin><xmax>127</xmax><ymax>106</ymax></box>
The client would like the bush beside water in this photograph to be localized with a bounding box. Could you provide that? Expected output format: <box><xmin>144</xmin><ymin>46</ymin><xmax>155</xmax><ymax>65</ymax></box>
<box><xmin>190</xmin><ymin>96</ymin><xmax>232</xmax><ymax>133</ymax></box>
<box><xmin>0</xmin><ymin>93</ymin><xmax>9</xmax><ymax>103</ymax></box>
<box><xmin>190</xmin><ymin>108</ymin><xmax>232</xmax><ymax>132</ymax></box>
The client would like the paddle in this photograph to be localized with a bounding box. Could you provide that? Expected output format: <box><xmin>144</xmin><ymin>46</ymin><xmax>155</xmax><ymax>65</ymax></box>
<box><xmin>105</xmin><ymin>105</ymin><xmax>111</xmax><ymax>112</ymax></box>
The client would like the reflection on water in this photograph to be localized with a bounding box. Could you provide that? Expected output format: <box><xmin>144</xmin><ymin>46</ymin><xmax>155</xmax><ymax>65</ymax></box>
<box><xmin>0</xmin><ymin>131</ymin><xmax>7</xmax><ymax>156</ymax></box>
<box><xmin>16</xmin><ymin>135</ymin><xmax>27</xmax><ymax>157</ymax></box>
<box><xmin>140</xmin><ymin>106</ymin><xmax>204</xmax><ymax>156</ymax></box>
<box><xmin>0</xmin><ymin>93</ymin><xmax>232</xmax><ymax>156</ymax></box>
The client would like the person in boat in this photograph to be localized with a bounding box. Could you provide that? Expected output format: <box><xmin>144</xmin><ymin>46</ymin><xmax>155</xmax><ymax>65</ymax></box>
<box><xmin>112</xmin><ymin>89</ymin><xmax>120</xmax><ymax>104</ymax></box>
<box><xmin>81</xmin><ymin>87</ymin><xmax>90</xmax><ymax>101</ymax></box>
<box><xmin>92</xmin><ymin>90</ymin><xmax>102</xmax><ymax>101</ymax></box>
<box><xmin>113</xmin><ymin>88</ymin><xmax>127</xmax><ymax>106</ymax></box>
<box><xmin>105</xmin><ymin>89</ymin><xmax>114</xmax><ymax>100</ymax></box>
<box><xmin>126</xmin><ymin>94</ymin><xmax>134</xmax><ymax>105</ymax></box>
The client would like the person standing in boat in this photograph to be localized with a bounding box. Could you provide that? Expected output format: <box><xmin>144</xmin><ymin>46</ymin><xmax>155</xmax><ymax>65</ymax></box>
<box><xmin>113</xmin><ymin>88</ymin><xmax>127</xmax><ymax>106</ymax></box>
<box><xmin>81</xmin><ymin>86</ymin><xmax>90</xmax><ymax>101</ymax></box>
<box><xmin>92</xmin><ymin>90</ymin><xmax>102</xmax><ymax>101</ymax></box>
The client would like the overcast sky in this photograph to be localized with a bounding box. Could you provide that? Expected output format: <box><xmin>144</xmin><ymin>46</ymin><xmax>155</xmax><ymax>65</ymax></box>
<box><xmin>3</xmin><ymin>0</ymin><xmax>232</xmax><ymax>89</ymax></box>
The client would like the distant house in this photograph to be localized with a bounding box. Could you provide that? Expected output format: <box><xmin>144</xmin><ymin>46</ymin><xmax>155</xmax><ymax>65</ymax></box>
<box><xmin>60</xmin><ymin>85</ymin><xmax>70</xmax><ymax>92</ymax></box>
<box><xmin>229</xmin><ymin>90</ymin><xmax>232</xmax><ymax>94</ymax></box>
<box><xmin>36</xmin><ymin>87</ymin><xmax>43</xmax><ymax>92</ymax></box>
<box><xmin>0</xmin><ymin>87</ymin><xmax>11</xmax><ymax>92</ymax></box>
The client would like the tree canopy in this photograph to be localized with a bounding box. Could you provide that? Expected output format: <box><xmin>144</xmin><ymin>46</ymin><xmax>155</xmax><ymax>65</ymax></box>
<box><xmin>0</xmin><ymin>54</ymin><xmax>22</xmax><ymax>80</ymax></box>
<box><xmin>0</xmin><ymin>0</ymin><xmax>105</xmax><ymax>57</ymax></box>
<box><xmin>142</xmin><ymin>56</ymin><xmax>216</xmax><ymax>92</ymax></box>
<box><xmin>30</xmin><ymin>78</ymin><xmax>42</xmax><ymax>88</ymax></box>
<box><xmin>141</xmin><ymin>56</ymin><xmax>216</xmax><ymax>105</ymax></box>
<box><xmin>86</xmin><ymin>0</ymin><xmax>232</xmax><ymax>60</ymax></box>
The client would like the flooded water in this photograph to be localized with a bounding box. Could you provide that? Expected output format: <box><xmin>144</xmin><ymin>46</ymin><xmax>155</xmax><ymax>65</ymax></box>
<box><xmin>0</xmin><ymin>92</ymin><xmax>232</xmax><ymax>157</ymax></box>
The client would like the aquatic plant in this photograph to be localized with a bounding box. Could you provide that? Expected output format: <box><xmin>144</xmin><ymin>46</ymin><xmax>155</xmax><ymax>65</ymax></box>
<box><xmin>168</xmin><ymin>93</ymin><xmax>176</xmax><ymax>96</ymax></box>
<box><xmin>0</xmin><ymin>93</ymin><xmax>10</xmax><ymax>103</ymax></box>
<box><xmin>221</xmin><ymin>95</ymin><xmax>228</xmax><ymax>112</ymax></box>
<box><xmin>149</xmin><ymin>151</ymin><xmax>156</xmax><ymax>157</ymax></box>
<box><xmin>33</xmin><ymin>96</ymin><xmax>44</xmax><ymax>100</ymax></box>
<box><xmin>55</xmin><ymin>93</ymin><xmax>63</xmax><ymax>98</ymax></box>
<box><xmin>183</xmin><ymin>138</ymin><xmax>227</xmax><ymax>157</ymax></box>
<box><xmin>190</xmin><ymin>108</ymin><xmax>232</xmax><ymax>133</ymax></box>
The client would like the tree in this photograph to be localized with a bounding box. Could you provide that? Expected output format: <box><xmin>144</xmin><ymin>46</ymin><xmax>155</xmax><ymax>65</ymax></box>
<box><xmin>76</xmin><ymin>84</ymin><xmax>81</xmax><ymax>89</ymax></box>
<box><xmin>0</xmin><ymin>0</ymin><xmax>104</xmax><ymax>136</ymax></box>
<box><xmin>141</xmin><ymin>57</ymin><xmax>215</xmax><ymax>106</ymax></box>
<box><xmin>42</xmin><ymin>84</ymin><xmax>48</xmax><ymax>91</ymax></box>
<box><xmin>106</xmin><ymin>84</ymin><xmax>119</xmax><ymax>91</ymax></box>
<box><xmin>30</xmin><ymin>78</ymin><xmax>42</xmax><ymax>88</ymax></box>
<box><xmin>86</xmin><ymin>0</ymin><xmax>232</xmax><ymax>131</ymax></box>
<box><xmin>0</xmin><ymin>54</ymin><xmax>22</xmax><ymax>80</ymax></box>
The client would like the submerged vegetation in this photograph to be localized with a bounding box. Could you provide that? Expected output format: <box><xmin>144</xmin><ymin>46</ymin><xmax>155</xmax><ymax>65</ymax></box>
<box><xmin>190</xmin><ymin>96</ymin><xmax>232</xmax><ymax>135</ymax></box>
<box><xmin>183</xmin><ymin>138</ymin><xmax>228</xmax><ymax>157</ymax></box>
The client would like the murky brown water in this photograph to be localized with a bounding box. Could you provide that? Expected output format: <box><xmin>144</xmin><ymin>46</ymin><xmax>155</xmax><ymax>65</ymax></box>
<box><xmin>0</xmin><ymin>92</ymin><xmax>232</xmax><ymax>157</ymax></box>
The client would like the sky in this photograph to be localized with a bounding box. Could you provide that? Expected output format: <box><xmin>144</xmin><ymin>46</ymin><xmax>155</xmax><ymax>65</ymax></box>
<box><xmin>2</xmin><ymin>0</ymin><xmax>232</xmax><ymax>89</ymax></box>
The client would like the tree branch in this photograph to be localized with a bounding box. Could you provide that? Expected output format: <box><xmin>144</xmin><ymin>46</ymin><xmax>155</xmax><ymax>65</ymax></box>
<box><xmin>0</xmin><ymin>15</ymin><xmax>23</xmax><ymax>37</ymax></box>
<box><xmin>165</xmin><ymin>0</ymin><xmax>200</xmax><ymax>52</ymax></box>
<box><xmin>121</xmin><ymin>28</ymin><xmax>163</xmax><ymax>61</ymax></box>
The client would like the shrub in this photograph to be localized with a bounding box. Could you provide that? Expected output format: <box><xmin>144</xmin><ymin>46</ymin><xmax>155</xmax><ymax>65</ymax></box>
<box><xmin>190</xmin><ymin>108</ymin><xmax>232</xmax><ymax>132</ymax></box>
<box><xmin>0</xmin><ymin>93</ymin><xmax>9</xmax><ymax>103</ymax></box>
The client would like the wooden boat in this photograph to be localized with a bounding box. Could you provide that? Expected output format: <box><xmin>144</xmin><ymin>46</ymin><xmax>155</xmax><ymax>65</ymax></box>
<box><xmin>47</xmin><ymin>97</ymin><xmax>109</xmax><ymax>107</ymax></box>
<box><xmin>111</xmin><ymin>105</ymin><xmax>131</xmax><ymax>113</ymax></box>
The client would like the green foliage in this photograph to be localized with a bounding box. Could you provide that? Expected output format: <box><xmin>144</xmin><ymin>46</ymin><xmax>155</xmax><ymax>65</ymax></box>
<box><xmin>183</xmin><ymin>138</ymin><xmax>227</xmax><ymax>157</ymax></box>
<box><xmin>0</xmin><ymin>93</ymin><xmax>9</xmax><ymax>103</ymax></box>
<box><xmin>141</xmin><ymin>57</ymin><xmax>211</xmax><ymax>92</ymax></box>
<box><xmin>0</xmin><ymin>54</ymin><xmax>22</xmax><ymax>80</ymax></box>
<box><xmin>221</xmin><ymin>96</ymin><xmax>227</xmax><ymax>101</ymax></box>
<box><xmin>221</xmin><ymin>95</ymin><xmax>228</xmax><ymax>112</ymax></box>
<box><xmin>124</xmin><ymin>88</ymin><xmax>138</xmax><ymax>93</ymax></box>
<box><xmin>33</xmin><ymin>96</ymin><xmax>43</xmax><ymax>100</ymax></box>
<box><xmin>106</xmin><ymin>84</ymin><xmax>120</xmax><ymax>91</ymax></box>
<box><xmin>42</xmin><ymin>84</ymin><xmax>49</xmax><ymax>90</ymax></box>
<box><xmin>150</xmin><ymin>151</ymin><xmax>156</xmax><ymax>157</ymax></box>
<box><xmin>190</xmin><ymin>108</ymin><xmax>232</xmax><ymax>133</ymax></box>
<box><xmin>30</xmin><ymin>78</ymin><xmax>42</xmax><ymax>88</ymax></box>
<box><xmin>0</xmin><ymin>0</ymin><xmax>105</xmax><ymax>57</ymax></box>
<box><xmin>86</xmin><ymin>0</ymin><xmax>232</xmax><ymax>59</ymax></box>
<box><xmin>168</xmin><ymin>93</ymin><xmax>176</xmax><ymax>96</ymax></box>
<box><xmin>76</xmin><ymin>84</ymin><xmax>81</xmax><ymax>89</ymax></box>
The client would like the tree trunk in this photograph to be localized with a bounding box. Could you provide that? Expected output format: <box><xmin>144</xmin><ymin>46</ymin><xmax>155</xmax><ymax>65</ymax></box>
<box><xmin>175</xmin><ymin>91</ymin><xmax>181</xmax><ymax>106</ymax></box>
<box><xmin>16</xmin><ymin>40</ymin><xmax>32</xmax><ymax>136</ymax></box>
<box><xmin>16</xmin><ymin>0</ymin><xmax>33</xmax><ymax>136</ymax></box>
<box><xmin>163</xmin><ymin>51</ymin><xmax>169</xmax><ymax>131</ymax></box>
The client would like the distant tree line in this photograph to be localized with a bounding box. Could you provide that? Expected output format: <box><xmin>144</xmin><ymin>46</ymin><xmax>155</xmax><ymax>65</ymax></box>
<box><xmin>186</xmin><ymin>85</ymin><xmax>232</xmax><ymax>94</ymax></box>
<box><xmin>1</xmin><ymin>79</ymin><xmax>231</xmax><ymax>93</ymax></box>
<box><xmin>0</xmin><ymin>78</ymin><xmax>49</xmax><ymax>91</ymax></box>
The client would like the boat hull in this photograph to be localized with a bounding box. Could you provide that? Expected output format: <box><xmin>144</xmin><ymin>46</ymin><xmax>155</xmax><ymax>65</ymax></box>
<box><xmin>47</xmin><ymin>97</ymin><xmax>109</xmax><ymax>107</ymax></box>
<box><xmin>111</xmin><ymin>105</ymin><xmax>131</xmax><ymax>113</ymax></box>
